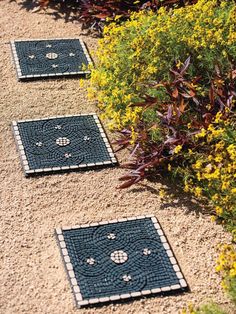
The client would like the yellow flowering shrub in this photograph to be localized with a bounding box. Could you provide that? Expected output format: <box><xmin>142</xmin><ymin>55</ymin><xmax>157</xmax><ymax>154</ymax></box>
<box><xmin>182</xmin><ymin>244</ymin><xmax>236</xmax><ymax>312</ymax></box>
<box><xmin>216</xmin><ymin>244</ymin><xmax>236</xmax><ymax>303</ymax></box>
<box><xmin>89</xmin><ymin>0</ymin><xmax>236</xmax><ymax>230</ymax></box>
<box><xmin>89</xmin><ymin>2</ymin><xmax>236</xmax><ymax>301</ymax></box>
<box><xmin>182</xmin><ymin>115</ymin><xmax>236</xmax><ymax>233</ymax></box>
<box><xmin>89</xmin><ymin>0</ymin><xmax>236</xmax><ymax>129</ymax></box>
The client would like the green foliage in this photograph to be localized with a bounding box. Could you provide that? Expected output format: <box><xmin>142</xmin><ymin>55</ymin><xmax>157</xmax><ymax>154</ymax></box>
<box><xmin>228</xmin><ymin>276</ymin><xmax>236</xmax><ymax>304</ymax></box>
<box><xmin>195</xmin><ymin>303</ymin><xmax>227</xmax><ymax>314</ymax></box>
<box><xmin>183</xmin><ymin>302</ymin><xmax>228</xmax><ymax>314</ymax></box>
<box><xmin>89</xmin><ymin>1</ymin><xmax>236</xmax><ymax>233</ymax></box>
<box><xmin>89</xmin><ymin>0</ymin><xmax>236</xmax><ymax>127</ymax></box>
<box><xmin>216</xmin><ymin>244</ymin><xmax>236</xmax><ymax>305</ymax></box>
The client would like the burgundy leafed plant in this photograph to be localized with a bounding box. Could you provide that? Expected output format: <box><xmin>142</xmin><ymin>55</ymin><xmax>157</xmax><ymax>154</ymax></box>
<box><xmin>115</xmin><ymin>58</ymin><xmax>236</xmax><ymax>188</ymax></box>
<box><xmin>19</xmin><ymin>0</ymin><xmax>198</xmax><ymax>34</ymax></box>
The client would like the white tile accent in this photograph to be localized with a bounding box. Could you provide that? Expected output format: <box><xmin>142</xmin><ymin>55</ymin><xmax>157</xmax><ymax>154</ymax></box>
<box><xmin>130</xmin><ymin>291</ymin><xmax>141</xmax><ymax>297</ymax></box>
<box><xmin>176</xmin><ymin>272</ymin><xmax>183</xmax><ymax>279</ymax></box>
<box><xmin>55</xmin><ymin>228</ymin><xmax>62</xmax><ymax>235</ymax></box>
<box><xmin>89</xmin><ymin>298</ymin><xmax>100</xmax><ymax>304</ymax></box>
<box><xmin>64</xmin><ymin>256</ymin><xmax>70</xmax><ymax>263</ymax></box>
<box><xmin>59</xmin><ymin>241</ymin><xmax>66</xmax><ymax>249</ymax></box>
<box><xmin>66</xmin><ymin>263</ymin><xmax>73</xmax><ymax>271</ymax></box>
<box><xmin>75</xmin><ymin>293</ymin><xmax>83</xmax><ymax>301</ymax></box>
<box><xmin>141</xmin><ymin>290</ymin><xmax>151</xmax><ymax>295</ymax></box>
<box><xmin>173</xmin><ymin>264</ymin><xmax>180</xmax><ymax>272</ymax></box>
<box><xmin>171</xmin><ymin>284</ymin><xmax>181</xmax><ymax>290</ymax></box>
<box><xmin>98</xmin><ymin>297</ymin><xmax>109</xmax><ymax>302</ymax></box>
<box><xmin>68</xmin><ymin>270</ymin><xmax>75</xmax><ymax>278</ymax></box>
<box><xmin>109</xmin><ymin>295</ymin><xmax>120</xmax><ymax>301</ymax></box>
<box><xmin>71</xmin><ymin>278</ymin><xmax>77</xmax><ymax>286</ymax></box>
<box><xmin>179</xmin><ymin>279</ymin><xmax>188</xmax><ymax>287</ymax></box>
<box><xmin>161</xmin><ymin>286</ymin><xmax>171</xmax><ymax>292</ymax></box>
<box><xmin>78</xmin><ymin>300</ymin><xmax>89</xmax><ymax>306</ymax></box>
<box><xmin>160</xmin><ymin>235</ymin><xmax>167</xmax><ymax>243</ymax></box>
<box><xmin>58</xmin><ymin>234</ymin><xmax>64</xmax><ymax>241</ymax></box>
<box><xmin>120</xmin><ymin>294</ymin><xmax>131</xmax><ymax>299</ymax></box>
<box><xmin>151</xmin><ymin>288</ymin><xmax>161</xmax><ymax>293</ymax></box>
<box><xmin>170</xmin><ymin>257</ymin><xmax>177</xmax><ymax>265</ymax></box>
<box><xmin>62</xmin><ymin>248</ymin><xmax>68</xmax><ymax>256</ymax></box>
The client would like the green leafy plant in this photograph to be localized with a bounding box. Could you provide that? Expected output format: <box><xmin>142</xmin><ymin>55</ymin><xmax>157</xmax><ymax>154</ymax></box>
<box><xmin>89</xmin><ymin>0</ymin><xmax>236</xmax><ymax>124</ymax></box>
<box><xmin>89</xmin><ymin>0</ymin><xmax>236</xmax><ymax>230</ymax></box>
<box><xmin>216</xmin><ymin>244</ymin><xmax>236</xmax><ymax>304</ymax></box>
<box><xmin>182</xmin><ymin>302</ymin><xmax>228</xmax><ymax>314</ymax></box>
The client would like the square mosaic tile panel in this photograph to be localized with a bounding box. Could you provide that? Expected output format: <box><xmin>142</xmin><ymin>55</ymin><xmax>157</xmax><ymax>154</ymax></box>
<box><xmin>56</xmin><ymin>215</ymin><xmax>188</xmax><ymax>308</ymax></box>
<box><xmin>10</xmin><ymin>38</ymin><xmax>92</xmax><ymax>80</ymax></box>
<box><xmin>12</xmin><ymin>114</ymin><xmax>117</xmax><ymax>176</ymax></box>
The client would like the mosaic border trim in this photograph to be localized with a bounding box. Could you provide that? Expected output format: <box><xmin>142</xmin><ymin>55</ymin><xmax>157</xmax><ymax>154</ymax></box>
<box><xmin>12</xmin><ymin>113</ymin><xmax>118</xmax><ymax>176</ymax></box>
<box><xmin>55</xmin><ymin>215</ymin><xmax>188</xmax><ymax>308</ymax></box>
<box><xmin>10</xmin><ymin>38</ymin><xmax>93</xmax><ymax>80</ymax></box>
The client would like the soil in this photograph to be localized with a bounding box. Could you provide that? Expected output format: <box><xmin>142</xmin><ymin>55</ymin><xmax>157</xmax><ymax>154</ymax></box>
<box><xmin>0</xmin><ymin>1</ymin><xmax>234</xmax><ymax>314</ymax></box>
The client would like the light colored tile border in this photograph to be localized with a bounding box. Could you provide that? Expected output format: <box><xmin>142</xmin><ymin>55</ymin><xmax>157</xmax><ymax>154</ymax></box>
<box><xmin>55</xmin><ymin>215</ymin><xmax>188</xmax><ymax>308</ymax></box>
<box><xmin>10</xmin><ymin>38</ymin><xmax>93</xmax><ymax>81</ymax></box>
<box><xmin>12</xmin><ymin>114</ymin><xmax>118</xmax><ymax>177</ymax></box>
<box><xmin>11</xmin><ymin>121</ymin><xmax>29</xmax><ymax>176</ymax></box>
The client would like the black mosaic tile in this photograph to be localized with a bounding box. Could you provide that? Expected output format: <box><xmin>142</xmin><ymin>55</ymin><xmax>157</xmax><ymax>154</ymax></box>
<box><xmin>56</xmin><ymin>216</ymin><xmax>188</xmax><ymax>308</ymax></box>
<box><xmin>12</xmin><ymin>114</ymin><xmax>117</xmax><ymax>176</ymax></box>
<box><xmin>10</xmin><ymin>38</ymin><xmax>92</xmax><ymax>80</ymax></box>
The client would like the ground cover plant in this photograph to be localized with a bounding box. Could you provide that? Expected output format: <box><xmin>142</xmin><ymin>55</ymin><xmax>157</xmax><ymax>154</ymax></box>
<box><xmin>182</xmin><ymin>302</ymin><xmax>228</xmax><ymax>314</ymax></box>
<box><xmin>216</xmin><ymin>244</ymin><xmax>236</xmax><ymax>304</ymax></box>
<box><xmin>18</xmin><ymin>0</ymin><xmax>198</xmax><ymax>34</ymax></box>
<box><xmin>89</xmin><ymin>0</ymin><xmax>236</xmax><ymax>303</ymax></box>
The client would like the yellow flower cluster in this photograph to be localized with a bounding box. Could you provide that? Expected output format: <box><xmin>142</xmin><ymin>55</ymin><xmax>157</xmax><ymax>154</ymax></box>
<box><xmin>173</xmin><ymin>145</ymin><xmax>182</xmax><ymax>154</ymax></box>
<box><xmin>216</xmin><ymin>244</ymin><xmax>236</xmax><ymax>300</ymax></box>
<box><xmin>184</xmin><ymin>117</ymin><xmax>236</xmax><ymax>229</ymax></box>
<box><xmin>216</xmin><ymin>244</ymin><xmax>236</xmax><ymax>280</ymax></box>
<box><xmin>89</xmin><ymin>0</ymin><xmax>236</xmax><ymax>131</ymax></box>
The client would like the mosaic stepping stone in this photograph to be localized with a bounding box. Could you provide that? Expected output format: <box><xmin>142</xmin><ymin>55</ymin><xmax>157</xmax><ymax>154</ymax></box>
<box><xmin>12</xmin><ymin>114</ymin><xmax>117</xmax><ymax>176</ymax></box>
<box><xmin>10</xmin><ymin>38</ymin><xmax>92</xmax><ymax>80</ymax></box>
<box><xmin>56</xmin><ymin>215</ymin><xmax>188</xmax><ymax>308</ymax></box>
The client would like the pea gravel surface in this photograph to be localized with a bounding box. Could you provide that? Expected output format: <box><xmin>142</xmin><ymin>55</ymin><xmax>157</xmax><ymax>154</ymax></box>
<box><xmin>0</xmin><ymin>2</ymin><xmax>234</xmax><ymax>314</ymax></box>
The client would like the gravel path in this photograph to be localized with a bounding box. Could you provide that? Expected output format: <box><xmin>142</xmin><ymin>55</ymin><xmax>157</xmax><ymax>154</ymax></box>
<box><xmin>0</xmin><ymin>2</ymin><xmax>234</xmax><ymax>313</ymax></box>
